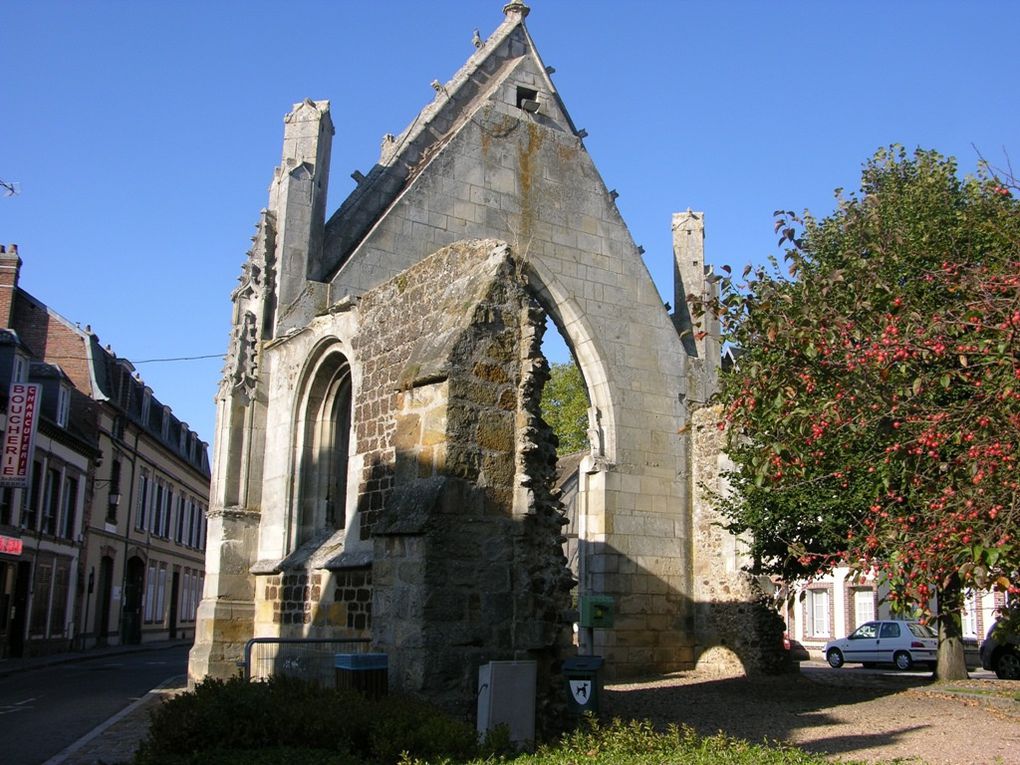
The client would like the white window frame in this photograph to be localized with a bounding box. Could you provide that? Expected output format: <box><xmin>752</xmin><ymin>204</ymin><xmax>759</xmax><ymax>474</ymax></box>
<box><xmin>144</xmin><ymin>560</ymin><xmax>157</xmax><ymax>622</ymax></box>
<box><xmin>853</xmin><ymin>588</ymin><xmax>875</xmax><ymax>628</ymax></box>
<box><xmin>963</xmin><ymin>590</ymin><xmax>980</xmax><ymax>638</ymax></box>
<box><xmin>155</xmin><ymin>563</ymin><xmax>167</xmax><ymax>624</ymax></box>
<box><xmin>151</xmin><ymin>479</ymin><xmax>164</xmax><ymax>535</ymax></box>
<box><xmin>809</xmin><ymin>588</ymin><xmax>831</xmax><ymax>637</ymax></box>
<box><xmin>141</xmin><ymin>388</ymin><xmax>152</xmax><ymax>425</ymax></box>
<box><xmin>56</xmin><ymin>384</ymin><xmax>70</xmax><ymax>428</ymax></box>
<box><xmin>136</xmin><ymin>469</ymin><xmax>150</xmax><ymax>531</ymax></box>
<box><xmin>12</xmin><ymin>353</ymin><xmax>28</xmax><ymax>384</ymax></box>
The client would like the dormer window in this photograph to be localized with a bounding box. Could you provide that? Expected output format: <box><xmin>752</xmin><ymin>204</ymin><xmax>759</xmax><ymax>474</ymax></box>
<box><xmin>161</xmin><ymin>406</ymin><xmax>171</xmax><ymax>441</ymax></box>
<box><xmin>56</xmin><ymin>384</ymin><xmax>70</xmax><ymax>428</ymax></box>
<box><xmin>141</xmin><ymin>388</ymin><xmax>152</xmax><ymax>425</ymax></box>
<box><xmin>11</xmin><ymin>352</ymin><xmax>28</xmax><ymax>384</ymax></box>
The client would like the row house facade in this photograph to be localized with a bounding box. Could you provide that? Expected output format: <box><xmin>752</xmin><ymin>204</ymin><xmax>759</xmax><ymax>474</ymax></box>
<box><xmin>0</xmin><ymin>245</ymin><xmax>210</xmax><ymax>658</ymax></box>
<box><xmin>783</xmin><ymin>566</ymin><xmax>1007</xmax><ymax>657</ymax></box>
<box><xmin>0</xmin><ymin>332</ymin><xmax>98</xmax><ymax>657</ymax></box>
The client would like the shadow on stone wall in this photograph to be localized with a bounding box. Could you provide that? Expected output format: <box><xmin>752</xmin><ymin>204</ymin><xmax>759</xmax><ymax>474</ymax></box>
<box><xmin>575</xmin><ymin>538</ymin><xmax>790</xmax><ymax>680</ymax></box>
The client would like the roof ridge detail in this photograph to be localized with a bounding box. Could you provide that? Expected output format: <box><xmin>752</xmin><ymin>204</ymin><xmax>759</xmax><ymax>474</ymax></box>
<box><xmin>323</xmin><ymin>8</ymin><xmax>538</xmax><ymax>271</ymax></box>
<box><xmin>502</xmin><ymin>1</ymin><xmax>530</xmax><ymax>19</ymax></box>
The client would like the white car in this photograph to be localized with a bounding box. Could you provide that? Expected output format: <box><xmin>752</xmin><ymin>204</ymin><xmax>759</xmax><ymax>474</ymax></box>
<box><xmin>824</xmin><ymin>620</ymin><xmax>937</xmax><ymax>671</ymax></box>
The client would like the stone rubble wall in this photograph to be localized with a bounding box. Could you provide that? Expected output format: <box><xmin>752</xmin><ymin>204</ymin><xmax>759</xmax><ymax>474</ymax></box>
<box><xmin>354</xmin><ymin>239</ymin><xmax>572</xmax><ymax>720</ymax></box>
<box><xmin>690</xmin><ymin>405</ymin><xmax>788</xmax><ymax>673</ymax></box>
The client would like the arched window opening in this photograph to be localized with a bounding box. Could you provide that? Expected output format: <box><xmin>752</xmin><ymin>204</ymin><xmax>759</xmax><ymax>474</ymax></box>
<box><xmin>297</xmin><ymin>351</ymin><xmax>352</xmax><ymax>545</ymax></box>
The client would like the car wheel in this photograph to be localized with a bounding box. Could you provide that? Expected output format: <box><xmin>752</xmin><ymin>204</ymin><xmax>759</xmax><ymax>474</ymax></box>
<box><xmin>826</xmin><ymin>648</ymin><xmax>844</xmax><ymax>669</ymax></box>
<box><xmin>995</xmin><ymin>650</ymin><xmax>1020</xmax><ymax>680</ymax></box>
<box><xmin>894</xmin><ymin>651</ymin><xmax>913</xmax><ymax>671</ymax></box>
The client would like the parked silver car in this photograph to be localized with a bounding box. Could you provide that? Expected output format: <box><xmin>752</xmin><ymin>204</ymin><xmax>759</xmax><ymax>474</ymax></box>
<box><xmin>824</xmin><ymin>620</ymin><xmax>937</xmax><ymax>671</ymax></box>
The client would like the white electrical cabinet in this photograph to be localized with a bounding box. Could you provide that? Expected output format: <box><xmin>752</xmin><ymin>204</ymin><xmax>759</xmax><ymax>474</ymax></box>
<box><xmin>476</xmin><ymin>660</ymin><xmax>537</xmax><ymax>745</ymax></box>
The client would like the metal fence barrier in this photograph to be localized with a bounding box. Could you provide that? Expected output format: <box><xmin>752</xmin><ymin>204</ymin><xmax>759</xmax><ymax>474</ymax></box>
<box><xmin>241</xmin><ymin>637</ymin><xmax>372</xmax><ymax>685</ymax></box>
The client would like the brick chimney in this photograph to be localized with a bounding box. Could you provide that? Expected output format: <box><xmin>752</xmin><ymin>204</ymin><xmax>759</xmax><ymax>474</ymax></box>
<box><xmin>0</xmin><ymin>244</ymin><xmax>22</xmax><ymax>329</ymax></box>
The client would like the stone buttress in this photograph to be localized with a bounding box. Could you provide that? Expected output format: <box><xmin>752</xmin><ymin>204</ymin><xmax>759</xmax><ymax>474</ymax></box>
<box><xmin>189</xmin><ymin>100</ymin><xmax>334</xmax><ymax>682</ymax></box>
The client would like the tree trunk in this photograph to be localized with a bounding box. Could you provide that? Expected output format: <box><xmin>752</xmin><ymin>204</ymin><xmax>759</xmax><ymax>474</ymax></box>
<box><xmin>935</xmin><ymin>578</ymin><xmax>969</xmax><ymax>681</ymax></box>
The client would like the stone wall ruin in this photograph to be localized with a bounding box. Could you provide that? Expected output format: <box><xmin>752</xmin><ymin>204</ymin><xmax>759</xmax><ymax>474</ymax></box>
<box><xmin>190</xmin><ymin>1</ymin><xmax>777</xmax><ymax>722</ymax></box>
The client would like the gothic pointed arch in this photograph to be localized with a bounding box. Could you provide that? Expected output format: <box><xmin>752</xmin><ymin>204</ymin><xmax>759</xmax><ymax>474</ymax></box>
<box><xmin>523</xmin><ymin>259</ymin><xmax>615</xmax><ymax>464</ymax></box>
<box><xmin>292</xmin><ymin>340</ymin><xmax>354</xmax><ymax>546</ymax></box>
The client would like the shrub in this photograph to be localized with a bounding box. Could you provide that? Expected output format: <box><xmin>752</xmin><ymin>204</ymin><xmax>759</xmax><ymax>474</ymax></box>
<box><xmin>134</xmin><ymin>676</ymin><xmax>477</xmax><ymax>765</ymax></box>
<box><xmin>137</xmin><ymin>679</ymin><xmax>863</xmax><ymax>765</ymax></box>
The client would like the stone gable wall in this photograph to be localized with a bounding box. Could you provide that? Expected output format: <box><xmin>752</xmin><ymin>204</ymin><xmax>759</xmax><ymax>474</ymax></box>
<box><xmin>326</xmin><ymin>70</ymin><xmax>694</xmax><ymax>677</ymax></box>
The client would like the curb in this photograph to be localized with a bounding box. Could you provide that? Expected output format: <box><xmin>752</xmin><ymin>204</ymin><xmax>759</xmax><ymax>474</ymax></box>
<box><xmin>41</xmin><ymin>674</ymin><xmax>186</xmax><ymax>765</ymax></box>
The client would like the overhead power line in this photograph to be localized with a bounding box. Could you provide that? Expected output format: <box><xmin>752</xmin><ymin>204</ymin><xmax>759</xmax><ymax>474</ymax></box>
<box><xmin>24</xmin><ymin>352</ymin><xmax>224</xmax><ymax>365</ymax></box>
<box><xmin>133</xmin><ymin>354</ymin><xmax>224</xmax><ymax>364</ymax></box>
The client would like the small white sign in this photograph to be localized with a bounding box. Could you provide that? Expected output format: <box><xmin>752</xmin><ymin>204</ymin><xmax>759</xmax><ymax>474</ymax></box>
<box><xmin>569</xmin><ymin>679</ymin><xmax>591</xmax><ymax>705</ymax></box>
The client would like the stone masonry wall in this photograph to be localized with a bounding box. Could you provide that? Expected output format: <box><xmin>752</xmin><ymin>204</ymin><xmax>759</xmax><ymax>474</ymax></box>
<box><xmin>349</xmin><ymin>241</ymin><xmax>521</xmax><ymax>538</ymax></box>
<box><xmin>691</xmin><ymin>405</ymin><xmax>787</xmax><ymax>673</ymax></box>
<box><xmin>357</xmin><ymin>239</ymin><xmax>572</xmax><ymax>719</ymax></box>
<box><xmin>325</xmin><ymin>47</ymin><xmax>695</xmax><ymax>677</ymax></box>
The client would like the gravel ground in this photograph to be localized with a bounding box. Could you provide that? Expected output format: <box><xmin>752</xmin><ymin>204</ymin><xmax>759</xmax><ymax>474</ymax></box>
<box><xmin>603</xmin><ymin>664</ymin><xmax>1020</xmax><ymax>765</ymax></box>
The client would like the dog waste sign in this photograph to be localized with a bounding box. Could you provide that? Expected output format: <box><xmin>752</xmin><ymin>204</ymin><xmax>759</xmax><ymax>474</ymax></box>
<box><xmin>562</xmin><ymin>655</ymin><xmax>604</xmax><ymax>714</ymax></box>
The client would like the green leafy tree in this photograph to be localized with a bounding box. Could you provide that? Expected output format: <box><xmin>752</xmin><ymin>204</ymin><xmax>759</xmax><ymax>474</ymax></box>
<box><xmin>708</xmin><ymin>147</ymin><xmax>1020</xmax><ymax>679</ymax></box>
<box><xmin>542</xmin><ymin>361</ymin><xmax>589</xmax><ymax>454</ymax></box>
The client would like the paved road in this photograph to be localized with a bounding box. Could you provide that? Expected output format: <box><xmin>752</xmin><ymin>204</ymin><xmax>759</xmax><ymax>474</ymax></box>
<box><xmin>0</xmin><ymin>644</ymin><xmax>189</xmax><ymax>765</ymax></box>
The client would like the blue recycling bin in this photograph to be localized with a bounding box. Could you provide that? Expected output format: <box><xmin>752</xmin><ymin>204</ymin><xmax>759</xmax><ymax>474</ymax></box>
<box><xmin>562</xmin><ymin>655</ymin><xmax>603</xmax><ymax>715</ymax></box>
<box><xmin>335</xmin><ymin>653</ymin><xmax>388</xmax><ymax>698</ymax></box>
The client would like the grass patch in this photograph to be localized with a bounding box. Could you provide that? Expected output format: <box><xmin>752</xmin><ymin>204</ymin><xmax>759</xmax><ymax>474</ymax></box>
<box><xmin>409</xmin><ymin>718</ymin><xmax>869</xmax><ymax>765</ymax></box>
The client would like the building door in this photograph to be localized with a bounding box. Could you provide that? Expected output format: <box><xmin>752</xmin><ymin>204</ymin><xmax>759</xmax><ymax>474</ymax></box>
<box><xmin>168</xmin><ymin>571</ymin><xmax>179</xmax><ymax>640</ymax></box>
<box><xmin>10</xmin><ymin>562</ymin><xmax>30</xmax><ymax>657</ymax></box>
<box><xmin>96</xmin><ymin>556</ymin><xmax>113</xmax><ymax>645</ymax></box>
<box><xmin>0</xmin><ymin>562</ymin><xmax>11</xmax><ymax>657</ymax></box>
<box><xmin>122</xmin><ymin>556</ymin><xmax>144</xmax><ymax>644</ymax></box>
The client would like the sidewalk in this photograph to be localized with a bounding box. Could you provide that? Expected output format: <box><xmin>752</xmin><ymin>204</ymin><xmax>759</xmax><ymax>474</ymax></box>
<box><xmin>46</xmin><ymin>674</ymin><xmax>187</xmax><ymax>765</ymax></box>
<box><xmin>0</xmin><ymin>638</ymin><xmax>190</xmax><ymax>678</ymax></box>
<box><xmin>2</xmin><ymin>640</ymin><xmax>192</xmax><ymax>765</ymax></box>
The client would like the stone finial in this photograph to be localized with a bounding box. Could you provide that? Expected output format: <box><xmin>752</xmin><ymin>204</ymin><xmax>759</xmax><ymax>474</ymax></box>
<box><xmin>503</xmin><ymin>1</ymin><xmax>530</xmax><ymax>19</ymax></box>
<box><xmin>472</xmin><ymin>28</ymin><xmax>483</xmax><ymax>48</ymax></box>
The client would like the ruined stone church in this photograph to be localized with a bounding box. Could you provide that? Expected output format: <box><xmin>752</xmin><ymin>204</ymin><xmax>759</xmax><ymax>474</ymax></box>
<box><xmin>189</xmin><ymin>2</ymin><xmax>773</xmax><ymax>715</ymax></box>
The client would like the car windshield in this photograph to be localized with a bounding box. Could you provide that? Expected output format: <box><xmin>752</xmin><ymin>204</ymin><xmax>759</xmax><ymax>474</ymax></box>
<box><xmin>907</xmin><ymin>623</ymin><xmax>936</xmax><ymax>638</ymax></box>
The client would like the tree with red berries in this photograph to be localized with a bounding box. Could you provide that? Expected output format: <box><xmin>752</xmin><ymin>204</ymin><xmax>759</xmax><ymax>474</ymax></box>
<box><xmin>708</xmin><ymin>147</ymin><xmax>1020</xmax><ymax>680</ymax></box>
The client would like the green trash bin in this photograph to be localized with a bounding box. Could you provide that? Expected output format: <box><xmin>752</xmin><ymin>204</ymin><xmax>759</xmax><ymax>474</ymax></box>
<box><xmin>562</xmin><ymin>655</ymin><xmax>603</xmax><ymax>715</ymax></box>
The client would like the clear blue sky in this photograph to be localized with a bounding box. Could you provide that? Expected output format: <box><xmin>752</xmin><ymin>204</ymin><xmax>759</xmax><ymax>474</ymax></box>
<box><xmin>3</xmin><ymin>1</ymin><xmax>1017</xmax><ymax>444</ymax></box>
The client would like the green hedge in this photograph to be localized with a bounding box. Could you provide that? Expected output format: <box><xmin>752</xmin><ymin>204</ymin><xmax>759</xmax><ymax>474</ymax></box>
<box><xmin>136</xmin><ymin>678</ymin><xmax>867</xmax><ymax>765</ymax></box>
<box><xmin>134</xmin><ymin>675</ymin><xmax>478</xmax><ymax>765</ymax></box>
